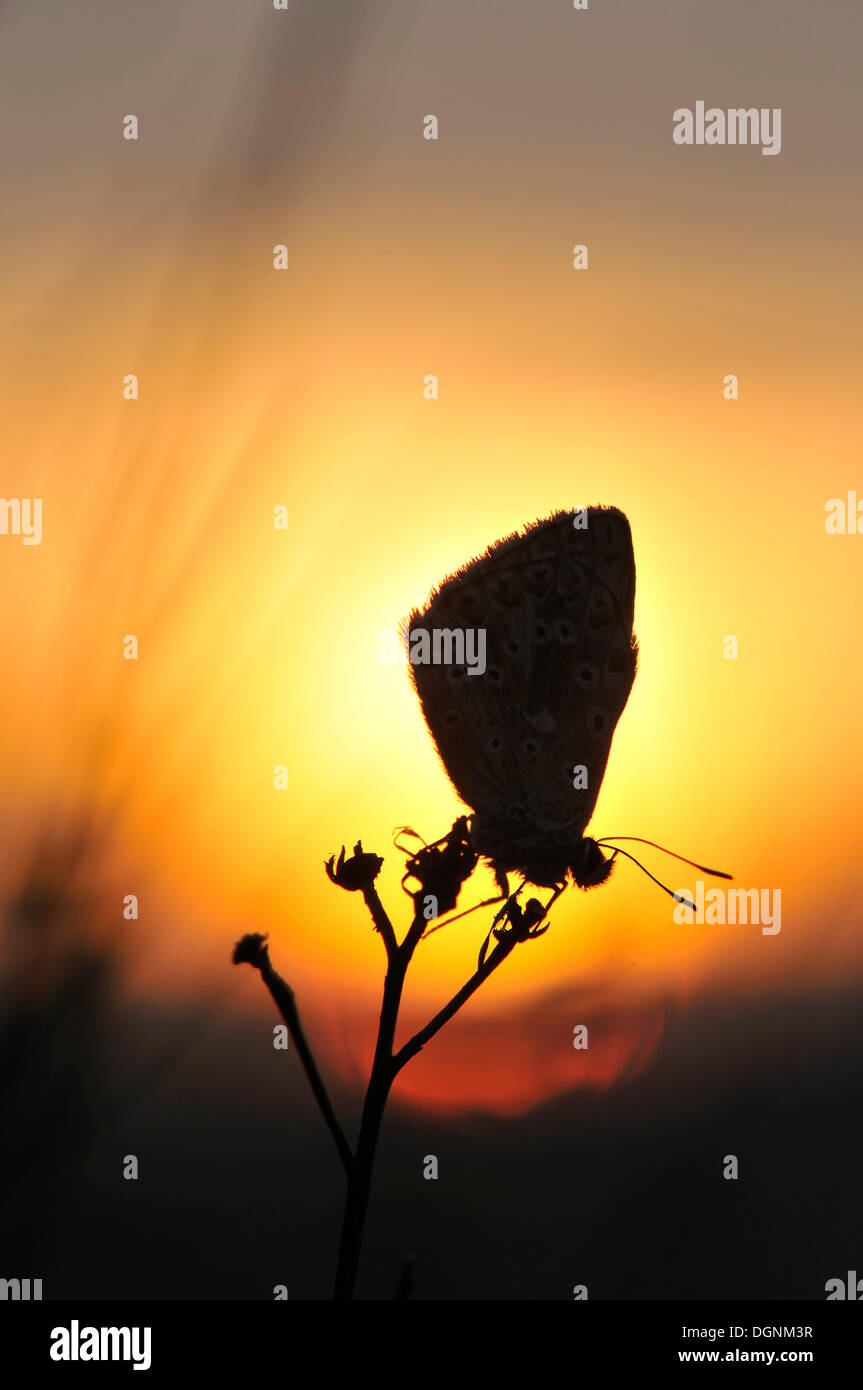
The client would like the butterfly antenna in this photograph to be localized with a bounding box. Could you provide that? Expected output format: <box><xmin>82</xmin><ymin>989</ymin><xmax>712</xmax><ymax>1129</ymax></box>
<box><xmin>597</xmin><ymin>836</ymin><xmax>732</xmax><ymax>880</ymax></box>
<box><xmin>601</xmin><ymin>846</ymin><xmax>697</xmax><ymax>910</ymax></box>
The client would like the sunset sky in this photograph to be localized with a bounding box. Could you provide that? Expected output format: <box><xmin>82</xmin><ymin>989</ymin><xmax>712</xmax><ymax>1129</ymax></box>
<box><xmin>1</xmin><ymin>0</ymin><xmax>861</xmax><ymax>1117</ymax></box>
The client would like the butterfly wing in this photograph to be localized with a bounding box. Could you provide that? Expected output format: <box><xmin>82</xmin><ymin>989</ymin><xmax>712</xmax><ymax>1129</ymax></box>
<box><xmin>407</xmin><ymin>507</ymin><xmax>637</xmax><ymax>852</ymax></box>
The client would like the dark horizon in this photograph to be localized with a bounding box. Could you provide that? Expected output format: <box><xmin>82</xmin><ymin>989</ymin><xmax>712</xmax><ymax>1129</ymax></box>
<box><xmin>4</xmin><ymin>976</ymin><xmax>859</xmax><ymax>1300</ymax></box>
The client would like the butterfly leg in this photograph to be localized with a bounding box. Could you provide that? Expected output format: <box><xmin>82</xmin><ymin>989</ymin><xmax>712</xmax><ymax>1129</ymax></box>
<box><xmin>493</xmin><ymin>865</ymin><xmax>511</xmax><ymax>900</ymax></box>
<box><xmin>544</xmin><ymin>880</ymin><xmax>567</xmax><ymax>914</ymax></box>
<box><xmin>420</xmin><ymin>890</ymin><xmax>506</xmax><ymax>937</ymax></box>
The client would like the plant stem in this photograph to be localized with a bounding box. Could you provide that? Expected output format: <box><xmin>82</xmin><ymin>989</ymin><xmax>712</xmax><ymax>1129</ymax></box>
<box><xmin>234</xmin><ymin>935</ymin><xmax>353</xmax><ymax>1176</ymax></box>
<box><xmin>362</xmin><ymin>883</ymin><xmax>398</xmax><ymax>955</ymax></box>
<box><xmin>332</xmin><ymin>939</ymin><xmax>410</xmax><ymax>1300</ymax></box>
<box><xmin>332</xmin><ymin>919</ymin><xmax>518</xmax><ymax>1299</ymax></box>
<box><xmin>393</xmin><ymin>933</ymin><xmax>516</xmax><ymax>1073</ymax></box>
<box><xmin>236</xmin><ymin>878</ymin><xmax>532</xmax><ymax>1299</ymax></box>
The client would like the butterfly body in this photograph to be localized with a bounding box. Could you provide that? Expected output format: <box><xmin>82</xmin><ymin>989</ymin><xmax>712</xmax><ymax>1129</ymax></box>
<box><xmin>469</xmin><ymin>817</ymin><xmax>614</xmax><ymax>891</ymax></box>
<box><xmin>407</xmin><ymin>507</ymin><xmax>638</xmax><ymax>893</ymax></box>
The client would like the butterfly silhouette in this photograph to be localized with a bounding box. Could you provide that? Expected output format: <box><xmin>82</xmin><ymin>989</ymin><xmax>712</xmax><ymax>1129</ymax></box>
<box><xmin>406</xmin><ymin>507</ymin><xmax>638</xmax><ymax>899</ymax></box>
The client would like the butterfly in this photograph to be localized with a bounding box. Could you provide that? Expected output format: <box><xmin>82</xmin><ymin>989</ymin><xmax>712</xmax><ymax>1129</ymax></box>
<box><xmin>405</xmin><ymin>507</ymin><xmax>638</xmax><ymax>898</ymax></box>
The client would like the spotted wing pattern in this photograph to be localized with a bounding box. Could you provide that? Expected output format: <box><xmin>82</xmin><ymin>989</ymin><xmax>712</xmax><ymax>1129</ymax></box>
<box><xmin>406</xmin><ymin>507</ymin><xmax>637</xmax><ymax>865</ymax></box>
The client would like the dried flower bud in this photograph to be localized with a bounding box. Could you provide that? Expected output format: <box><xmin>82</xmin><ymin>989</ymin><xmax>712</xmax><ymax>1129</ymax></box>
<box><xmin>232</xmin><ymin>932</ymin><xmax>270</xmax><ymax>967</ymax></box>
<box><xmin>325</xmin><ymin>841</ymin><xmax>384</xmax><ymax>892</ymax></box>
<box><xmin>492</xmin><ymin>895</ymin><xmax>550</xmax><ymax>943</ymax></box>
<box><xmin>403</xmin><ymin>816</ymin><xmax>477</xmax><ymax>916</ymax></box>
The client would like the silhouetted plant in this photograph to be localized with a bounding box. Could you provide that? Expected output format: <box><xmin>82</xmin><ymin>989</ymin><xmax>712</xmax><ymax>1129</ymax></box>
<box><xmin>233</xmin><ymin>816</ymin><xmax>557</xmax><ymax>1301</ymax></box>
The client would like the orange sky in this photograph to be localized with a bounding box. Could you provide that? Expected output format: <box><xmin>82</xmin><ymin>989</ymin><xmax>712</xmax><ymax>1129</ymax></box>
<box><xmin>1</xmin><ymin>0</ymin><xmax>861</xmax><ymax>1114</ymax></box>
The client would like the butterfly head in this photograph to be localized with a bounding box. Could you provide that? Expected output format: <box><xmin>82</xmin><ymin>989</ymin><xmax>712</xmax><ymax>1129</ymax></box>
<box><xmin>569</xmin><ymin>836</ymin><xmax>615</xmax><ymax>889</ymax></box>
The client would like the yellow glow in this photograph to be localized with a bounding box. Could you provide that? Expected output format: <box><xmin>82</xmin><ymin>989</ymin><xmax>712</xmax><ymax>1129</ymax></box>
<box><xmin>2</xmin><ymin>197</ymin><xmax>861</xmax><ymax>1113</ymax></box>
